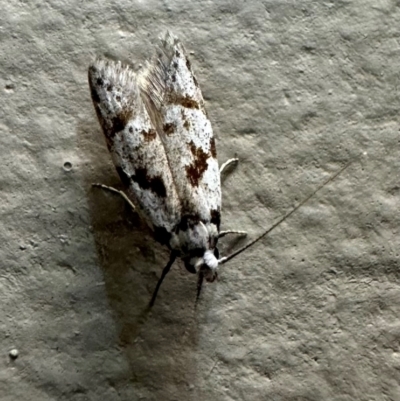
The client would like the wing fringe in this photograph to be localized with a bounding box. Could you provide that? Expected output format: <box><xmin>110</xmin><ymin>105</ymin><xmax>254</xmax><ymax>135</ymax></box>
<box><xmin>90</xmin><ymin>58</ymin><xmax>140</xmax><ymax>99</ymax></box>
<box><xmin>138</xmin><ymin>32</ymin><xmax>185</xmax><ymax>128</ymax></box>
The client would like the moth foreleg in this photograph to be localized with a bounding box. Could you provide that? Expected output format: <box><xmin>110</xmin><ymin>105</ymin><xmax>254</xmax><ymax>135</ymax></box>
<box><xmin>149</xmin><ymin>252</ymin><xmax>177</xmax><ymax>307</ymax></box>
<box><xmin>219</xmin><ymin>230</ymin><xmax>247</xmax><ymax>239</ymax></box>
<box><xmin>92</xmin><ymin>183</ymin><xmax>136</xmax><ymax>212</ymax></box>
<box><xmin>219</xmin><ymin>158</ymin><xmax>239</xmax><ymax>175</ymax></box>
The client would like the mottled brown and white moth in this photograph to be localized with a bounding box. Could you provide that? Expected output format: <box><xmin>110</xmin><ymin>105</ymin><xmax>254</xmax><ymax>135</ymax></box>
<box><xmin>88</xmin><ymin>32</ymin><xmax>352</xmax><ymax>306</ymax></box>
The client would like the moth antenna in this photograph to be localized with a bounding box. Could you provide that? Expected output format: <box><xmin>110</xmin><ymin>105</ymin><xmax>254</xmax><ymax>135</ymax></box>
<box><xmin>219</xmin><ymin>158</ymin><xmax>357</xmax><ymax>265</ymax></box>
<box><xmin>149</xmin><ymin>252</ymin><xmax>177</xmax><ymax>307</ymax></box>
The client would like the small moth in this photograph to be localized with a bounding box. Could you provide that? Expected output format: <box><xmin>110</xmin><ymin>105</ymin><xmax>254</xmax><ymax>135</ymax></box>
<box><xmin>88</xmin><ymin>32</ymin><xmax>351</xmax><ymax>306</ymax></box>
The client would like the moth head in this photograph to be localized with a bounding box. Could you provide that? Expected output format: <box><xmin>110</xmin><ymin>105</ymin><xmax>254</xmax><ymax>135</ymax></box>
<box><xmin>184</xmin><ymin>249</ymin><xmax>219</xmax><ymax>282</ymax></box>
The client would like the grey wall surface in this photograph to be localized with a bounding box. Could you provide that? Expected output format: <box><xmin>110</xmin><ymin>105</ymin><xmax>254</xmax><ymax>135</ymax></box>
<box><xmin>1</xmin><ymin>1</ymin><xmax>400</xmax><ymax>400</ymax></box>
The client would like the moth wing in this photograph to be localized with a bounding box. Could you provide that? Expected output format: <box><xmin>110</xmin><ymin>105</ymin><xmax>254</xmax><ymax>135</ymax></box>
<box><xmin>88</xmin><ymin>59</ymin><xmax>181</xmax><ymax>244</ymax></box>
<box><xmin>139</xmin><ymin>32</ymin><xmax>221</xmax><ymax>226</ymax></box>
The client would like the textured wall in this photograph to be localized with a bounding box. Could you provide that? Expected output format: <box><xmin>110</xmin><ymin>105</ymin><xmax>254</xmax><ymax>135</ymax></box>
<box><xmin>1</xmin><ymin>1</ymin><xmax>400</xmax><ymax>400</ymax></box>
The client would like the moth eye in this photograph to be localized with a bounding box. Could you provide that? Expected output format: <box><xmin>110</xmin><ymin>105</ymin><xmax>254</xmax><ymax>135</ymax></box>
<box><xmin>214</xmin><ymin>247</ymin><xmax>219</xmax><ymax>259</ymax></box>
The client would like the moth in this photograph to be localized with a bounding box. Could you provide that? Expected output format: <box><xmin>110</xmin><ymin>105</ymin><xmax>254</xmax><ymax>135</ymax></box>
<box><xmin>88</xmin><ymin>32</ymin><xmax>351</xmax><ymax>306</ymax></box>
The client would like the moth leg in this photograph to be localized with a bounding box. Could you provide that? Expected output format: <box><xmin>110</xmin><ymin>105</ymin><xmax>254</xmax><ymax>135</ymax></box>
<box><xmin>219</xmin><ymin>158</ymin><xmax>239</xmax><ymax>175</ymax></box>
<box><xmin>195</xmin><ymin>272</ymin><xmax>204</xmax><ymax>306</ymax></box>
<box><xmin>149</xmin><ymin>252</ymin><xmax>177</xmax><ymax>307</ymax></box>
<box><xmin>219</xmin><ymin>230</ymin><xmax>247</xmax><ymax>238</ymax></box>
<box><xmin>92</xmin><ymin>183</ymin><xmax>136</xmax><ymax>212</ymax></box>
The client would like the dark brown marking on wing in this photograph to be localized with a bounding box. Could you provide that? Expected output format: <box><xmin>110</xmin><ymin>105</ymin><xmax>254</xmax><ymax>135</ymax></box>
<box><xmin>96</xmin><ymin>79</ymin><xmax>133</xmax><ymax>135</ymax></box>
<box><xmin>185</xmin><ymin>58</ymin><xmax>191</xmax><ymax>71</ymax></box>
<box><xmin>185</xmin><ymin>141</ymin><xmax>210</xmax><ymax>187</ymax></box>
<box><xmin>172</xmin><ymin>95</ymin><xmax>199</xmax><ymax>109</ymax></box>
<box><xmin>153</xmin><ymin>226</ymin><xmax>172</xmax><ymax>246</ymax></box>
<box><xmin>112</xmin><ymin>114</ymin><xmax>128</xmax><ymax>133</ymax></box>
<box><xmin>90</xmin><ymin>85</ymin><xmax>100</xmax><ymax>104</ymax></box>
<box><xmin>163</xmin><ymin>122</ymin><xmax>176</xmax><ymax>136</ymax></box>
<box><xmin>183</xmin><ymin>119</ymin><xmax>190</xmax><ymax>130</ymax></box>
<box><xmin>210</xmin><ymin>209</ymin><xmax>221</xmax><ymax>230</ymax></box>
<box><xmin>178</xmin><ymin>214</ymin><xmax>201</xmax><ymax>231</ymax></box>
<box><xmin>209</xmin><ymin>137</ymin><xmax>217</xmax><ymax>158</ymax></box>
<box><xmin>141</xmin><ymin>128</ymin><xmax>157</xmax><ymax>141</ymax></box>
<box><xmin>92</xmin><ymin>101</ymin><xmax>132</xmax><ymax>148</ymax></box>
<box><xmin>131</xmin><ymin>167</ymin><xmax>167</xmax><ymax>198</ymax></box>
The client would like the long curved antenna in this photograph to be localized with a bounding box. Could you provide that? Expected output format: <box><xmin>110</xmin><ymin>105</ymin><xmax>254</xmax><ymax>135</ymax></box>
<box><xmin>219</xmin><ymin>159</ymin><xmax>355</xmax><ymax>265</ymax></box>
<box><xmin>149</xmin><ymin>252</ymin><xmax>177</xmax><ymax>307</ymax></box>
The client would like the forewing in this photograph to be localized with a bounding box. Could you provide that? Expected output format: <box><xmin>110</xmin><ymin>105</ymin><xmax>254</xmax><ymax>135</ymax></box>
<box><xmin>88</xmin><ymin>59</ymin><xmax>181</xmax><ymax>243</ymax></box>
<box><xmin>139</xmin><ymin>33</ymin><xmax>221</xmax><ymax>225</ymax></box>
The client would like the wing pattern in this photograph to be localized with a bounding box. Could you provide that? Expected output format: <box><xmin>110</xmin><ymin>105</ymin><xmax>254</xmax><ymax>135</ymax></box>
<box><xmin>88</xmin><ymin>59</ymin><xmax>181</xmax><ymax>244</ymax></box>
<box><xmin>139</xmin><ymin>33</ymin><xmax>221</xmax><ymax>226</ymax></box>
